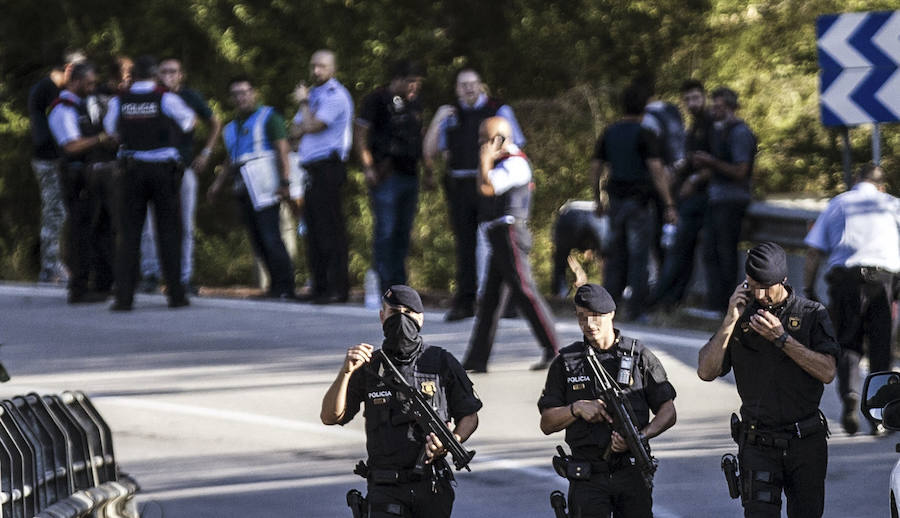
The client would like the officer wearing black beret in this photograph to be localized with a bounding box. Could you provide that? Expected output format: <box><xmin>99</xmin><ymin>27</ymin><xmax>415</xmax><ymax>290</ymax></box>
<box><xmin>321</xmin><ymin>285</ymin><xmax>482</xmax><ymax>518</ymax></box>
<box><xmin>538</xmin><ymin>283</ymin><xmax>677</xmax><ymax>518</ymax></box>
<box><xmin>698</xmin><ymin>242</ymin><xmax>840</xmax><ymax>518</ymax></box>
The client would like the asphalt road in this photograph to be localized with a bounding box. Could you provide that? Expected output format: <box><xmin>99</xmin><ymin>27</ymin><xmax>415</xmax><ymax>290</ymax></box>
<box><xmin>0</xmin><ymin>283</ymin><xmax>893</xmax><ymax>517</ymax></box>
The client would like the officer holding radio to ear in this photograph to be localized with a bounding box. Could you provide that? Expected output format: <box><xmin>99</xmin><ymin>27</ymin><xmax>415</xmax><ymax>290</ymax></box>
<box><xmin>698</xmin><ymin>242</ymin><xmax>839</xmax><ymax>518</ymax></box>
<box><xmin>538</xmin><ymin>284</ymin><xmax>677</xmax><ymax>518</ymax></box>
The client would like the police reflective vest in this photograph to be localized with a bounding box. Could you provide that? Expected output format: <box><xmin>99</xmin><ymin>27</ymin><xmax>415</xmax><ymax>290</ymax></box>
<box><xmin>223</xmin><ymin>106</ymin><xmax>275</xmax><ymax>164</ymax></box>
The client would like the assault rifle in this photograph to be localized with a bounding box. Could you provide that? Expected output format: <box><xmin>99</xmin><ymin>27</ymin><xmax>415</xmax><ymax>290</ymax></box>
<box><xmin>584</xmin><ymin>345</ymin><xmax>657</xmax><ymax>489</ymax></box>
<box><xmin>374</xmin><ymin>350</ymin><xmax>476</xmax><ymax>471</ymax></box>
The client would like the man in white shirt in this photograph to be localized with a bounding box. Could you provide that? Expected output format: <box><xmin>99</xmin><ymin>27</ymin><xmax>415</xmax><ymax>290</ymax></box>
<box><xmin>804</xmin><ymin>163</ymin><xmax>900</xmax><ymax>435</ymax></box>
<box><xmin>104</xmin><ymin>55</ymin><xmax>195</xmax><ymax>311</ymax></box>
<box><xmin>461</xmin><ymin>117</ymin><xmax>558</xmax><ymax>373</ymax></box>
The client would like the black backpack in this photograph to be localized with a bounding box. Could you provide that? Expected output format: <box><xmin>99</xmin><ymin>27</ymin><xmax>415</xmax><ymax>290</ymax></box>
<box><xmin>644</xmin><ymin>102</ymin><xmax>686</xmax><ymax>167</ymax></box>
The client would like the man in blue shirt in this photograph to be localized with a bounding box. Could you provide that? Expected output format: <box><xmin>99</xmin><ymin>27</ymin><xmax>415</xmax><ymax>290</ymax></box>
<box><xmin>804</xmin><ymin>163</ymin><xmax>900</xmax><ymax>435</ymax></box>
<box><xmin>692</xmin><ymin>87</ymin><xmax>757</xmax><ymax>313</ymax></box>
<box><xmin>104</xmin><ymin>55</ymin><xmax>196</xmax><ymax>311</ymax></box>
<box><xmin>427</xmin><ymin>68</ymin><xmax>526</xmax><ymax>321</ymax></box>
<box><xmin>291</xmin><ymin>49</ymin><xmax>354</xmax><ymax>304</ymax></box>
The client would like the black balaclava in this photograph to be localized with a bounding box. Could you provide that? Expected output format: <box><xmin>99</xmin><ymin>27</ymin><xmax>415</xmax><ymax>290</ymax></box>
<box><xmin>382</xmin><ymin>312</ymin><xmax>423</xmax><ymax>364</ymax></box>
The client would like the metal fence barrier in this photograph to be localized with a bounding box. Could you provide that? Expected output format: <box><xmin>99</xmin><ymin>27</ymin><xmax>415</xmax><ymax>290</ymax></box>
<box><xmin>0</xmin><ymin>390</ymin><xmax>138</xmax><ymax>518</ymax></box>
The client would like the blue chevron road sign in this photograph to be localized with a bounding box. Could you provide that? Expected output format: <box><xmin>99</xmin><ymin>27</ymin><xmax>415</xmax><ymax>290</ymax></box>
<box><xmin>817</xmin><ymin>11</ymin><xmax>900</xmax><ymax>127</ymax></box>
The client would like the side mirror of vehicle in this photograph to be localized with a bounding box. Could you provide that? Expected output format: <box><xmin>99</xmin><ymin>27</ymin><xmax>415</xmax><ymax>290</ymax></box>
<box><xmin>862</xmin><ymin>371</ymin><xmax>900</xmax><ymax>423</ymax></box>
<box><xmin>882</xmin><ymin>400</ymin><xmax>900</xmax><ymax>431</ymax></box>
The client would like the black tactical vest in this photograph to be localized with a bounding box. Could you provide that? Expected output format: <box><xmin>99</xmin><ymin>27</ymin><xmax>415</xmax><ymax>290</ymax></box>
<box><xmin>51</xmin><ymin>96</ymin><xmax>102</xmax><ymax>164</ymax></box>
<box><xmin>362</xmin><ymin>345</ymin><xmax>450</xmax><ymax>469</ymax></box>
<box><xmin>558</xmin><ymin>340</ymin><xmax>651</xmax><ymax>459</ymax></box>
<box><xmin>119</xmin><ymin>89</ymin><xmax>175</xmax><ymax>152</ymax></box>
<box><xmin>446</xmin><ymin>98</ymin><xmax>503</xmax><ymax>170</ymax></box>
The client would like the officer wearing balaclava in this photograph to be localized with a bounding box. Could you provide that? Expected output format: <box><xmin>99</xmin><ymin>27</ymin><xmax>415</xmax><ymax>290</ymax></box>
<box><xmin>321</xmin><ymin>285</ymin><xmax>482</xmax><ymax>518</ymax></box>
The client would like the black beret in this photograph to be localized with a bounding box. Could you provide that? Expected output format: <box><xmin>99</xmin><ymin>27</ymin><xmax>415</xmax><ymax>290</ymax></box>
<box><xmin>382</xmin><ymin>285</ymin><xmax>424</xmax><ymax>313</ymax></box>
<box><xmin>745</xmin><ymin>242</ymin><xmax>788</xmax><ymax>286</ymax></box>
<box><xmin>574</xmin><ymin>284</ymin><xmax>616</xmax><ymax>314</ymax></box>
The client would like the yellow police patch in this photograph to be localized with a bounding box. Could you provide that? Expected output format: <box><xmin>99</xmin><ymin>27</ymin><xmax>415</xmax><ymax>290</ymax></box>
<box><xmin>572</xmin><ymin>383</ymin><xmax>585</xmax><ymax>391</ymax></box>
<box><xmin>420</xmin><ymin>380</ymin><xmax>436</xmax><ymax>397</ymax></box>
<box><xmin>788</xmin><ymin>316</ymin><xmax>801</xmax><ymax>330</ymax></box>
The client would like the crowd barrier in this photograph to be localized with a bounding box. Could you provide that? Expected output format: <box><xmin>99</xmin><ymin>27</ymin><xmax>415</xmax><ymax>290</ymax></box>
<box><xmin>0</xmin><ymin>390</ymin><xmax>137</xmax><ymax>518</ymax></box>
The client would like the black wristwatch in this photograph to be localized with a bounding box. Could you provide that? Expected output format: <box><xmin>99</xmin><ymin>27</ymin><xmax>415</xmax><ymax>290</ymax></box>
<box><xmin>774</xmin><ymin>332</ymin><xmax>789</xmax><ymax>349</ymax></box>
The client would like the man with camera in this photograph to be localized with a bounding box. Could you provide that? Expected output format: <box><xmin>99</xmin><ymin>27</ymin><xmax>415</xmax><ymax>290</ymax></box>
<box><xmin>698</xmin><ymin>242</ymin><xmax>839</xmax><ymax>518</ymax></box>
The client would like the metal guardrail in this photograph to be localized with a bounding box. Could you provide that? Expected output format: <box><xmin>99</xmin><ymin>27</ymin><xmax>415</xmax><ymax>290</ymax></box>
<box><xmin>0</xmin><ymin>391</ymin><xmax>137</xmax><ymax>518</ymax></box>
<box><xmin>553</xmin><ymin>197</ymin><xmax>832</xmax><ymax>305</ymax></box>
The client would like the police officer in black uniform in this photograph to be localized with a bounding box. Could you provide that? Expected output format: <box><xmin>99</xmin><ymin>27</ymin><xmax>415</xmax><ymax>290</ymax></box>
<box><xmin>538</xmin><ymin>284</ymin><xmax>677</xmax><ymax>518</ymax></box>
<box><xmin>698</xmin><ymin>242</ymin><xmax>839</xmax><ymax>518</ymax></box>
<box><xmin>48</xmin><ymin>62</ymin><xmax>117</xmax><ymax>303</ymax></box>
<box><xmin>104</xmin><ymin>55</ymin><xmax>195</xmax><ymax>311</ymax></box>
<box><xmin>321</xmin><ymin>285</ymin><xmax>481</xmax><ymax>518</ymax></box>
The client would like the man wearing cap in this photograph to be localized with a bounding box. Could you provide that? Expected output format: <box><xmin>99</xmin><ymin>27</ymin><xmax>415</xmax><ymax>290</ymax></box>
<box><xmin>538</xmin><ymin>284</ymin><xmax>677</xmax><ymax>518</ymax></box>
<box><xmin>804</xmin><ymin>163</ymin><xmax>900</xmax><ymax>436</ymax></box>
<box><xmin>321</xmin><ymin>285</ymin><xmax>481</xmax><ymax>518</ymax></box>
<box><xmin>698</xmin><ymin>242</ymin><xmax>839</xmax><ymax>518</ymax></box>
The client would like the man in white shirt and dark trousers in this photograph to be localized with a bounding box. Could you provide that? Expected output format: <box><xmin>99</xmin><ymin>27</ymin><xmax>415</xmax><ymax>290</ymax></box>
<box><xmin>48</xmin><ymin>62</ymin><xmax>117</xmax><ymax>304</ymax></box>
<box><xmin>461</xmin><ymin>117</ymin><xmax>558</xmax><ymax>373</ymax></box>
<box><xmin>804</xmin><ymin>163</ymin><xmax>900</xmax><ymax>435</ymax></box>
<box><xmin>104</xmin><ymin>55</ymin><xmax>195</xmax><ymax>311</ymax></box>
<box><xmin>140</xmin><ymin>58</ymin><xmax>222</xmax><ymax>295</ymax></box>
<box><xmin>291</xmin><ymin>50</ymin><xmax>354</xmax><ymax>304</ymax></box>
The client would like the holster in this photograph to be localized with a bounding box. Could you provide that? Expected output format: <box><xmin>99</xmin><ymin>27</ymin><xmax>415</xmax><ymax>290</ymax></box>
<box><xmin>552</xmin><ymin>445</ymin><xmax>592</xmax><ymax>481</ymax></box>
<box><xmin>721</xmin><ymin>453</ymin><xmax>741</xmax><ymax>499</ymax></box>
<box><xmin>730</xmin><ymin>413</ymin><xmax>741</xmax><ymax>444</ymax></box>
<box><xmin>550</xmin><ymin>490</ymin><xmax>569</xmax><ymax>518</ymax></box>
<box><xmin>346</xmin><ymin>489</ymin><xmax>368</xmax><ymax>518</ymax></box>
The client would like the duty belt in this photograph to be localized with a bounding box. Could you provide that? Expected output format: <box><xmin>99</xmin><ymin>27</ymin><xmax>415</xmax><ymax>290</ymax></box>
<box><xmin>353</xmin><ymin>460</ymin><xmax>449</xmax><ymax>485</ymax></box>
<box><xmin>741</xmin><ymin>412</ymin><xmax>828</xmax><ymax>449</ymax></box>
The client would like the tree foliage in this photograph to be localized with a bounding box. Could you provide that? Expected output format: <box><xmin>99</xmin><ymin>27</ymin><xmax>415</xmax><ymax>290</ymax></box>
<box><xmin>0</xmin><ymin>0</ymin><xmax>896</xmax><ymax>291</ymax></box>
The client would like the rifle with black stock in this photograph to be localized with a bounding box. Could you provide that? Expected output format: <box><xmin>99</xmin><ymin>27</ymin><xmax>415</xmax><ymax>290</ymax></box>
<box><xmin>584</xmin><ymin>345</ymin><xmax>657</xmax><ymax>489</ymax></box>
<box><xmin>374</xmin><ymin>349</ymin><xmax>476</xmax><ymax>472</ymax></box>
